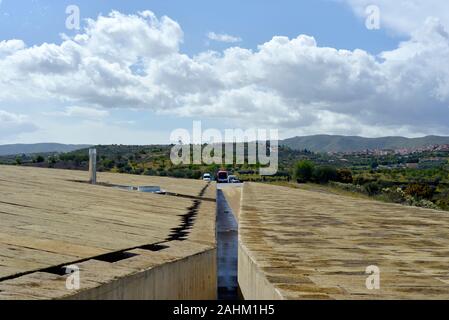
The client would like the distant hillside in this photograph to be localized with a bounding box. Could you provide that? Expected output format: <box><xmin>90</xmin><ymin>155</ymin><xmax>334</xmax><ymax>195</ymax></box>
<box><xmin>281</xmin><ymin>135</ymin><xmax>449</xmax><ymax>153</ymax></box>
<box><xmin>0</xmin><ymin>143</ymin><xmax>91</xmax><ymax>156</ymax></box>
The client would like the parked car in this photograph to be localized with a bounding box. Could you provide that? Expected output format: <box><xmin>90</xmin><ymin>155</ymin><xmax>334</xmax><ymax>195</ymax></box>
<box><xmin>202</xmin><ymin>173</ymin><xmax>212</xmax><ymax>182</ymax></box>
<box><xmin>216</xmin><ymin>170</ymin><xmax>229</xmax><ymax>183</ymax></box>
<box><xmin>228</xmin><ymin>175</ymin><xmax>241</xmax><ymax>183</ymax></box>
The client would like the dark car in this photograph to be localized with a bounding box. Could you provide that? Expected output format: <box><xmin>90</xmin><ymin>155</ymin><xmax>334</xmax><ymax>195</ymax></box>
<box><xmin>217</xmin><ymin>170</ymin><xmax>228</xmax><ymax>183</ymax></box>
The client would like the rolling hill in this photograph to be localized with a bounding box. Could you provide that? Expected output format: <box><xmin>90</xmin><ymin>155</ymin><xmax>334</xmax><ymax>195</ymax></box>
<box><xmin>281</xmin><ymin>135</ymin><xmax>449</xmax><ymax>153</ymax></box>
<box><xmin>0</xmin><ymin>143</ymin><xmax>91</xmax><ymax>156</ymax></box>
<box><xmin>3</xmin><ymin>134</ymin><xmax>449</xmax><ymax>156</ymax></box>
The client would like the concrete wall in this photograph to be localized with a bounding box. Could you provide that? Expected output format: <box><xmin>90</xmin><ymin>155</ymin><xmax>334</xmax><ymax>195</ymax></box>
<box><xmin>66</xmin><ymin>247</ymin><xmax>217</xmax><ymax>300</ymax></box>
<box><xmin>219</xmin><ymin>185</ymin><xmax>242</xmax><ymax>221</ymax></box>
<box><xmin>0</xmin><ymin>240</ymin><xmax>216</xmax><ymax>300</ymax></box>
<box><xmin>238</xmin><ymin>243</ymin><xmax>282</xmax><ymax>300</ymax></box>
<box><xmin>220</xmin><ymin>184</ymin><xmax>282</xmax><ymax>299</ymax></box>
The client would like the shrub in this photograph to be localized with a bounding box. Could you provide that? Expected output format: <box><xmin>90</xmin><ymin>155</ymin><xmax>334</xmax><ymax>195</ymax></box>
<box><xmin>413</xmin><ymin>199</ymin><xmax>439</xmax><ymax>210</ymax></box>
<box><xmin>403</xmin><ymin>197</ymin><xmax>439</xmax><ymax>210</ymax></box>
<box><xmin>144</xmin><ymin>168</ymin><xmax>156</xmax><ymax>176</ymax></box>
<box><xmin>48</xmin><ymin>156</ymin><xmax>57</xmax><ymax>164</ymax></box>
<box><xmin>329</xmin><ymin>181</ymin><xmax>364</xmax><ymax>193</ymax></box>
<box><xmin>192</xmin><ymin>170</ymin><xmax>202</xmax><ymax>179</ymax></box>
<box><xmin>434</xmin><ymin>190</ymin><xmax>449</xmax><ymax>210</ymax></box>
<box><xmin>363</xmin><ymin>182</ymin><xmax>381</xmax><ymax>195</ymax></box>
<box><xmin>312</xmin><ymin>166</ymin><xmax>338</xmax><ymax>184</ymax></box>
<box><xmin>172</xmin><ymin>170</ymin><xmax>186</xmax><ymax>178</ymax></box>
<box><xmin>353</xmin><ymin>175</ymin><xmax>375</xmax><ymax>185</ymax></box>
<box><xmin>336</xmin><ymin>169</ymin><xmax>353</xmax><ymax>183</ymax></box>
<box><xmin>294</xmin><ymin>160</ymin><xmax>315</xmax><ymax>183</ymax></box>
<box><xmin>35</xmin><ymin>155</ymin><xmax>45</xmax><ymax>163</ymax></box>
<box><xmin>404</xmin><ymin>183</ymin><xmax>434</xmax><ymax>200</ymax></box>
<box><xmin>436</xmin><ymin>198</ymin><xmax>449</xmax><ymax>210</ymax></box>
<box><xmin>101</xmin><ymin>159</ymin><xmax>115</xmax><ymax>169</ymax></box>
<box><xmin>131</xmin><ymin>168</ymin><xmax>144</xmax><ymax>175</ymax></box>
<box><xmin>381</xmin><ymin>187</ymin><xmax>406</xmax><ymax>204</ymax></box>
<box><xmin>59</xmin><ymin>153</ymin><xmax>75</xmax><ymax>162</ymax></box>
<box><xmin>119</xmin><ymin>164</ymin><xmax>132</xmax><ymax>173</ymax></box>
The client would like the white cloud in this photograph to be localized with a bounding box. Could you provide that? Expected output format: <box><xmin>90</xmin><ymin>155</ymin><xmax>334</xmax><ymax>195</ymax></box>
<box><xmin>0</xmin><ymin>40</ymin><xmax>26</xmax><ymax>58</ymax></box>
<box><xmin>47</xmin><ymin>106</ymin><xmax>110</xmax><ymax>119</ymax></box>
<box><xmin>342</xmin><ymin>0</ymin><xmax>449</xmax><ymax>35</ymax></box>
<box><xmin>0</xmin><ymin>110</ymin><xmax>37</xmax><ymax>138</ymax></box>
<box><xmin>1</xmin><ymin>9</ymin><xmax>449</xmax><ymax>139</ymax></box>
<box><xmin>207</xmin><ymin>32</ymin><xmax>242</xmax><ymax>43</ymax></box>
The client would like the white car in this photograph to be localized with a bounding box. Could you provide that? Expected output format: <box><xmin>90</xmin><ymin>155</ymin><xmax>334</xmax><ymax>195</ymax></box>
<box><xmin>202</xmin><ymin>173</ymin><xmax>212</xmax><ymax>182</ymax></box>
<box><xmin>228</xmin><ymin>175</ymin><xmax>241</xmax><ymax>183</ymax></box>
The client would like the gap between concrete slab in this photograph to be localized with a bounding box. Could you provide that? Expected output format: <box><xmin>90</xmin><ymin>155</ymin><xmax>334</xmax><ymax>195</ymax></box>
<box><xmin>216</xmin><ymin>188</ymin><xmax>240</xmax><ymax>300</ymax></box>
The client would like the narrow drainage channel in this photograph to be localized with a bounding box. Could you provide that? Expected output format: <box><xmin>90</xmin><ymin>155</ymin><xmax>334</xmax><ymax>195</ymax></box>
<box><xmin>216</xmin><ymin>188</ymin><xmax>239</xmax><ymax>300</ymax></box>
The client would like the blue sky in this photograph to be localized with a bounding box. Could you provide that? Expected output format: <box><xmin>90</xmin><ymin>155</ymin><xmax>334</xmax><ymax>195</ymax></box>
<box><xmin>0</xmin><ymin>0</ymin><xmax>448</xmax><ymax>144</ymax></box>
<box><xmin>0</xmin><ymin>0</ymin><xmax>400</xmax><ymax>54</ymax></box>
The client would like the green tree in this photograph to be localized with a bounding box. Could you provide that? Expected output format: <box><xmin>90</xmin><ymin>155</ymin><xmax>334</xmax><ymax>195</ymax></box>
<box><xmin>35</xmin><ymin>155</ymin><xmax>45</xmax><ymax>163</ymax></box>
<box><xmin>294</xmin><ymin>160</ymin><xmax>315</xmax><ymax>183</ymax></box>
<box><xmin>101</xmin><ymin>159</ymin><xmax>115</xmax><ymax>169</ymax></box>
<box><xmin>48</xmin><ymin>156</ymin><xmax>57</xmax><ymax>164</ymax></box>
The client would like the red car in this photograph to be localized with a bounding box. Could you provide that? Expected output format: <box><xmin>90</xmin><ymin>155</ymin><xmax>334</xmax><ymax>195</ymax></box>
<box><xmin>217</xmin><ymin>170</ymin><xmax>229</xmax><ymax>183</ymax></box>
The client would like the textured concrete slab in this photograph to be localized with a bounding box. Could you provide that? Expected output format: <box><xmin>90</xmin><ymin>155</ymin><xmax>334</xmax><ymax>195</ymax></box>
<box><xmin>0</xmin><ymin>165</ymin><xmax>216</xmax><ymax>299</ymax></box>
<box><xmin>239</xmin><ymin>182</ymin><xmax>449</xmax><ymax>300</ymax></box>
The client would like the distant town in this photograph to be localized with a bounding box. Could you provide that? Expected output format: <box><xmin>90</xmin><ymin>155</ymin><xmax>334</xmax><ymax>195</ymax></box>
<box><xmin>332</xmin><ymin>143</ymin><xmax>449</xmax><ymax>156</ymax></box>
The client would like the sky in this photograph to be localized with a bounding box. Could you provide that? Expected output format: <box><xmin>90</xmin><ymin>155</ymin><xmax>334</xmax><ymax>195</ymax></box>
<box><xmin>0</xmin><ymin>0</ymin><xmax>449</xmax><ymax>144</ymax></box>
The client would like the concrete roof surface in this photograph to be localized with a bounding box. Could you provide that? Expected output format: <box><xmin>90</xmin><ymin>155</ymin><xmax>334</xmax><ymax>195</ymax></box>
<box><xmin>0</xmin><ymin>166</ymin><xmax>216</xmax><ymax>299</ymax></box>
<box><xmin>239</xmin><ymin>182</ymin><xmax>449</xmax><ymax>300</ymax></box>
